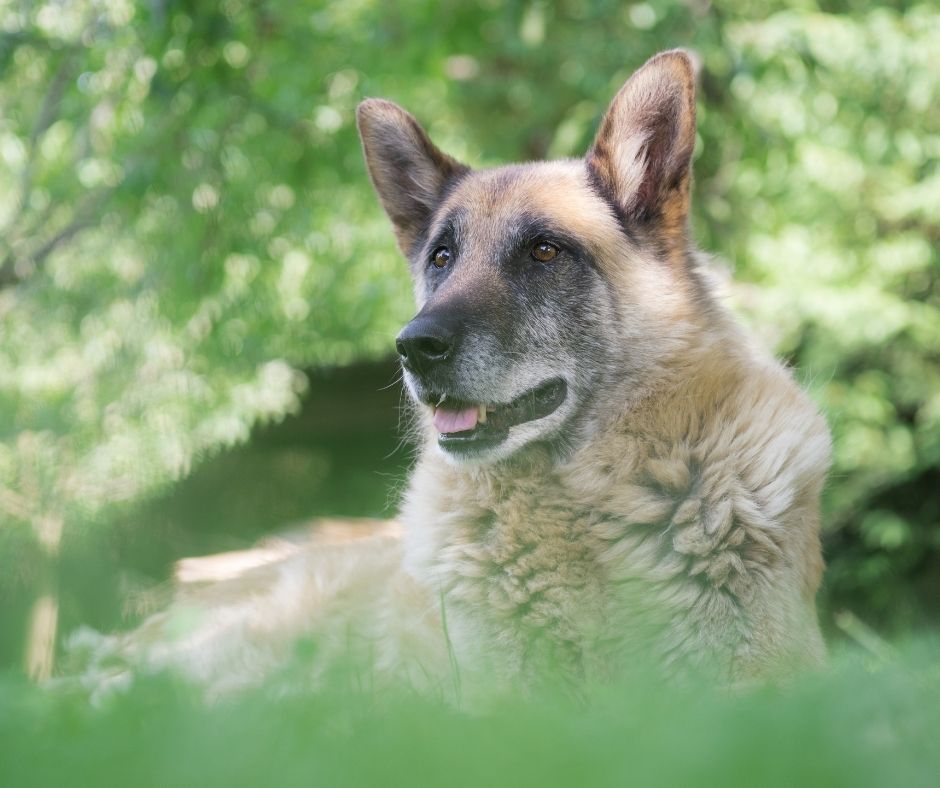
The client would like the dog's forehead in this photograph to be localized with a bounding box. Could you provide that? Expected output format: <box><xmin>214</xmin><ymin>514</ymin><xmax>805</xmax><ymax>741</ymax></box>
<box><xmin>433</xmin><ymin>161</ymin><xmax>624</xmax><ymax>255</ymax></box>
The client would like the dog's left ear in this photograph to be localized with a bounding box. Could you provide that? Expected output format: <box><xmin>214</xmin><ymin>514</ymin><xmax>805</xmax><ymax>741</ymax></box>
<box><xmin>587</xmin><ymin>50</ymin><xmax>697</xmax><ymax>227</ymax></box>
<box><xmin>357</xmin><ymin>99</ymin><xmax>469</xmax><ymax>254</ymax></box>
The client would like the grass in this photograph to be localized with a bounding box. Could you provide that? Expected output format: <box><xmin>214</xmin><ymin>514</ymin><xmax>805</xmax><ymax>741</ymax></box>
<box><xmin>2</xmin><ymin>638</ymin><xmax>938</xmax><ymax>788</ymax></box>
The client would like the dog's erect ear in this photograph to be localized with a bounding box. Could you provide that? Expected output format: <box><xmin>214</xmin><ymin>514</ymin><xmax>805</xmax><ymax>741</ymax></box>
<box><xmin>586</xmin><ymin>50</ymin><xmax>696</xmax><ymax>227</ymax></box>
<box><xmin>357</xmin><ymin>99</ymin><xmax>469</xmax><ymax>253</ymax></box>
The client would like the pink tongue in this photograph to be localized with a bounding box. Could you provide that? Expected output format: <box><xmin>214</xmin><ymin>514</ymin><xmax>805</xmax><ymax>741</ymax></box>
<box><xmin>433</xmin><ymin>406</ymin><xmax>479</xmax><ymax>434</ymax></box>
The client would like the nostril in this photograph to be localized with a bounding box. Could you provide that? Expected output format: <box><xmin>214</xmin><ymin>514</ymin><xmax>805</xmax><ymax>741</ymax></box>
<box><xmin>395</xmin><ymin>337</ymin><xmax>408</xmax><ymax>359</ymax></box>
<box><xmin>415</xmin><ymin>336</ymin><xmax>449</xmax><ymax>359</ymax></box>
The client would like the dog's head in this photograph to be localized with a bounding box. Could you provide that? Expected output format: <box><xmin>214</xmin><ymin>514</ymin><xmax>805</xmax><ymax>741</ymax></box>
<box><xmin>358</xmin><ymin>51</ymin><xmax>704</xmax><ymax>465</ymax></box>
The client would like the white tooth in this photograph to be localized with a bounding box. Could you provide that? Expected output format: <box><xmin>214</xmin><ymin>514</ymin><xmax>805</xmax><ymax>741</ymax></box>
<box><xmin>478</xmin><ymin>404</ymin><xmax>487</xmax><ymax>423</ymax></box>
<box><xmin>436</xmin><ymin>394</ymin><xmax>446</xmax><ymax>407</ymax></box>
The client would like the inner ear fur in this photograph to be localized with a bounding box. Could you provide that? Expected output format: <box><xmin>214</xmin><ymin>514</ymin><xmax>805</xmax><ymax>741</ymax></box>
<box><xmin>356</xmin><ymin>99</ymin><xmax>469</xmax><ymax>254</ymax></box>
<box><xmin>586</xmin><ymin>50</ymin><xmax>697</xmax><ymax>227</ymax></box>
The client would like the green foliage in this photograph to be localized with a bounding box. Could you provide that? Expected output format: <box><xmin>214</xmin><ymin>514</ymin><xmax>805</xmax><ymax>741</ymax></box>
<box><xmin>3</xmin><ymin>641</ymin><xmax>940</xmax><ymax>787</ymax></box>
<box><xmin>0</xmin><ymin>0</ymin><xmax>938</xmax><ymax>634</ymax></box>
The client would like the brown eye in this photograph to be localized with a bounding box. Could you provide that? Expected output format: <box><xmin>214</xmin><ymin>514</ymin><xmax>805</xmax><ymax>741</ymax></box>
<box><xmin>531</xmin><ymin>241</ymin><xmax>558</xmax><ymax>263</ymax></box>
<box><xmin>432</xmin><ymin>247</ymin><xmax>451</xmax><ymax>268</ymax></box>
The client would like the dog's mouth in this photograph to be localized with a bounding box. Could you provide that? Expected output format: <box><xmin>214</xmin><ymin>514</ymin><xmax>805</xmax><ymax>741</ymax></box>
<box><xmin>426</xmin><ymin>378</ymin><xmax>567</xmax><ymax>454</ymax></box>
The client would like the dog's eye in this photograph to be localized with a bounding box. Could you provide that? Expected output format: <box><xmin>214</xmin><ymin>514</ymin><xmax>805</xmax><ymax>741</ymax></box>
<box><xmin>531</xmin><ymin>242</ymin><xmax>559</xmax><ymax>263</ymax></box>
<box><xmin>431</xmin><ymin>247</ymin><xmax>451</xmax><ymax>268</ymax></box>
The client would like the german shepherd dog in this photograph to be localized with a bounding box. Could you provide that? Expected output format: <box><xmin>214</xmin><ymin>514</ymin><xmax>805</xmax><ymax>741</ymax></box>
<box><xmin>73</xmin><ymin>51</ymin><xmax>829</xmax><ymax>699</ymax></box>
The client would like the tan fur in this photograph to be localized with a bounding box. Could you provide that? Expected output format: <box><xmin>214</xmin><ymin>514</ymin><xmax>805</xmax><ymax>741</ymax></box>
<box><xmin>70</xmin><ymin>51</ymin><xmax>830</xmax><ymax>702</ymax></box>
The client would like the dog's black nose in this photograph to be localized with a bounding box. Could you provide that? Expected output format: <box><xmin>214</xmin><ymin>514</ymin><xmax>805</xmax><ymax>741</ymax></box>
<box><xmin>396</xmin><ymin>315</ymin><xmax>454</xmax><ymax>374</ymax></box>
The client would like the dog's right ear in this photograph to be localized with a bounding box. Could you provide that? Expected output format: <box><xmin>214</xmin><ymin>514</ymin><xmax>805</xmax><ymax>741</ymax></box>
<box><xmin>356</xmin><ymin>99</ymin><xmax>469</xmax><ymax>254</ymax></box>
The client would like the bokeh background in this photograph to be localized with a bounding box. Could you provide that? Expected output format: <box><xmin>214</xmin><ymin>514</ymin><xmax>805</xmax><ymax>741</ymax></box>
<box><xmin>1</xmin><ymin>0</ymin><xmax>938</xmax><ymax>695</ymax></box>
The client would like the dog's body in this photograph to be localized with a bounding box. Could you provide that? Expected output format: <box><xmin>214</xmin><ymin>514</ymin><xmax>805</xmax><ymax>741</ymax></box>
<box><xmin>72</xmin><ymin>51</ymin><xmax>830</xmax><ymax>699</ymax></box>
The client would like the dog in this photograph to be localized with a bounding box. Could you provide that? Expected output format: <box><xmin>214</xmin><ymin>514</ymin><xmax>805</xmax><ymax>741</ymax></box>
<box><xmin>71</xmin><ymin>50</ymin><xmax>830</xmax><ymax>701</ymax></box>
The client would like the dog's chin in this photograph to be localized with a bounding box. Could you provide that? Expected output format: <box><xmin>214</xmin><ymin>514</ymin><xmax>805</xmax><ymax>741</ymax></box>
<box><xmin>407</xmin><ymin>377</ymin><xmax>571</xmax><ymax>467</ymax></box>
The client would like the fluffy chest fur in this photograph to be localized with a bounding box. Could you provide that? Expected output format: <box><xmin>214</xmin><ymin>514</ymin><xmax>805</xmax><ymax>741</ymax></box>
<box><xmin>403</xmin><ymin>457</ymin><xmax>612</xmax><ymax>690</ymax></box>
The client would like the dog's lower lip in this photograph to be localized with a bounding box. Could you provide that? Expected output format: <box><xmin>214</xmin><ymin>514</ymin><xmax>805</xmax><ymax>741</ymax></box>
<box><xmin>435</xmin><ymin>378</ymin><xmax>567</xmax><ymax>453</ymax></box>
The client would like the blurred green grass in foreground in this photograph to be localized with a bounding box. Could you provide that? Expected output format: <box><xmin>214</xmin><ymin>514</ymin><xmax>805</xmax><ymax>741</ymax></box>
<box><xmin>3</xmin><ymin>639</ymin><xmax>939</xmax><ymax>788</ymax></box>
